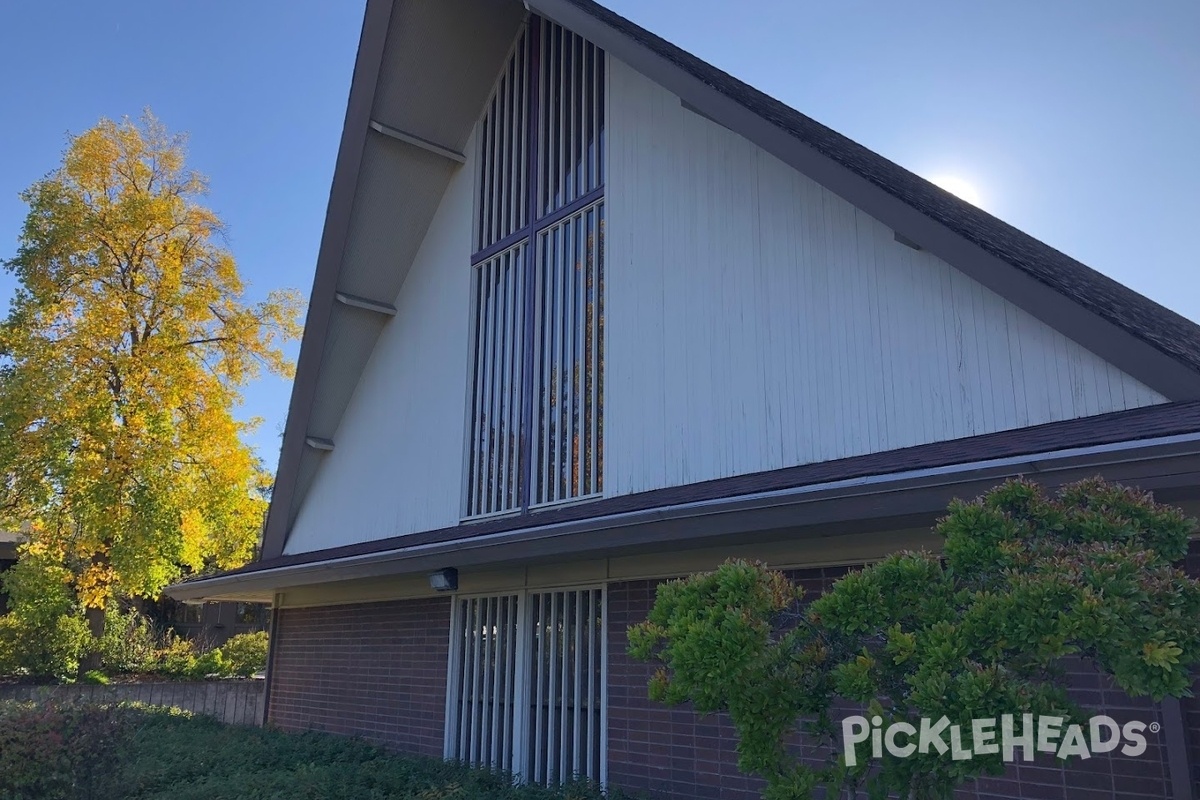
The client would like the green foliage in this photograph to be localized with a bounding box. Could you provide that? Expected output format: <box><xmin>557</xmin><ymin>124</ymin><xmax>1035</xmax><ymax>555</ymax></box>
<box><xmin>155</xmin><ymin>634</ymin><xmax>200</xmax><ymax>679</ymax></box>
<box><xmin>3</xmin><ymin>603</ymin><xmax>272</xmax><ymax>682</ymax></box>
<box><xmin>190</xmin><ymin>647</ymin><xmax>228</xmax><ymax>679</ymax></box>
<box><xmin>219</xmin><ymin>631</ymin><xmax>269</xmax><ymax>677</ymax></box>
<box><xmin>0</xmin><ymin>112</ymin><xmax>301</xmax><ymax>624</ymax></box>
<box><xmin>0</xmin><ymin>702</ymin><xmax>637</xmax><ymax>800</ymax></box>
<box><xmin>82</xmin><ymin>669</ymin><xmax>110</xmax><ymax>685</ymax></box>
<box><xmin>628</xmin><ymin>478</ymin><xmax>1200</xmax><ymax>799</ymax></box>
<box><xmin>145</xmin><ymin>630</ymin><xmax>267</xmax><ymax>680</ymax></box>
<box><xmin>0</xmin><ymin>612</ymin><xmax>92</xmax><ymax>680</ymax></box>
<box><xmin>0</xmin><ymin>702</ymin><xmax>133</xmax><ymax>800</ymax></box>
<box><xmin>98</xmin><ymin>607</ymin><xmax>159</xmax><ymax>674</ymax></box>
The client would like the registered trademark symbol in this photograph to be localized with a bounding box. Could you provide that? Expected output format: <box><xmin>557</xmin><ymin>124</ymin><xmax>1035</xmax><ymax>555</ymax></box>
<box><xmin>1149</xmin><ymin>722</ymin><xmax>1161</xmax><ymax>734</ymax></box>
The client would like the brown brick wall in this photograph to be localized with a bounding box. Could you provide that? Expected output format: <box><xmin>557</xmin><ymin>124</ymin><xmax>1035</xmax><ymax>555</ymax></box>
<box><xmin>266</xmin><ymin>597</ymin><xmax>450</xmax><ymax>757</ymax></box>
<box><xmin>262</xmin><ymin>559</ymin><xmax>1194</xmax><ymax>799</ymax></box>
<box><xmin>607</xmin><ymin>569</ymin><xmax>1184</xmax><ymax>800</ymax></box>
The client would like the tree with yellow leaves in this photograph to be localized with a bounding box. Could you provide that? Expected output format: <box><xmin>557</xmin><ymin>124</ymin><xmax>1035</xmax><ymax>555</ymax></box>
<box><xmin>0</xmin><ymin>111</ymin><xmax>301</xmax><ymax>673</ymax></box>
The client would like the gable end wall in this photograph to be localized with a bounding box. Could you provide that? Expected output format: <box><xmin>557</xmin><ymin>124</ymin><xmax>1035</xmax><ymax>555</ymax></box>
<box><xmin>603</xmin><ymin>56</ymin><xmax>1165</xmax><ymax>497</ymax></box>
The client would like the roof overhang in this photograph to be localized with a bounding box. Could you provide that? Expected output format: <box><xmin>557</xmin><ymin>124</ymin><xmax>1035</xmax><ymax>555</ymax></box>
<box><xmin>262</xmin><ymin>0</ymin><xmax>527</xmax><ymax>560</ymax></box>
<box><xmin>170</xmin><ymin>431</ymin><xmax>1200</xmax><ymax>604</ymax></box>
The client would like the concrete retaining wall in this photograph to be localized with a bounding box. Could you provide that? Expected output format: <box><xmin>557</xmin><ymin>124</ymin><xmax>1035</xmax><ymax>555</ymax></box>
<box><xmin>0</xmin><ymin>679</ymin><xmax>264</xmax><ymax>726</ymax></box>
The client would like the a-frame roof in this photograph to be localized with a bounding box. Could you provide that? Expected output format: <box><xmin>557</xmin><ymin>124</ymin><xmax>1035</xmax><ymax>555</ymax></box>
<box><xmin>260</xmin><ymin>0</ymin><xmax>1200</xmax><ymax>561</ymax></box>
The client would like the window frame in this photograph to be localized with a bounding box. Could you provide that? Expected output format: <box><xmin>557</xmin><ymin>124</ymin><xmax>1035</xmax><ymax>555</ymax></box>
<box><xmin>443</xmin><ymin>585</ymin><xmax>608</xmax><ymax>787</ymax></box>
<box><xmin>463</xmin><ymin>16</ymin><xmax>606</xmax><ymax>520</ymax></box>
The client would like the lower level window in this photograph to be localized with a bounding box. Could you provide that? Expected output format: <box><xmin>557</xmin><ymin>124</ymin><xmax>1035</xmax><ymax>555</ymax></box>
<box><xmin>444</xmin><ymin>587</ymin><xmax>606</xmax><ymax>786</ymax></box>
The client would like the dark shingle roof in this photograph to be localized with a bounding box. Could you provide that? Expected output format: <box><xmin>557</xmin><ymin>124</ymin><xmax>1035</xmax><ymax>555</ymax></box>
<box><xmin>564</xmin><ymin>0</ymin><xmax>1200</xmax><ymax>376</ymax></box>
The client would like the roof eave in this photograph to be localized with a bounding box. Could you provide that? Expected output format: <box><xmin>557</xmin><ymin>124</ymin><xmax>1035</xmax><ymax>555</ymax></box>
<box><xmin>260</xmin><ymin>0</ymin><xmax>397</xmax><ymax>561</ymax></box>
<box><xmin>169</xmin><ymin>431</ymin><xmax>1200</xmax><ymax>603</ymax></box>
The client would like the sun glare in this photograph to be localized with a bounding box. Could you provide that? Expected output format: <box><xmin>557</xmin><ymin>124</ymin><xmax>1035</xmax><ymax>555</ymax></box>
<box><xmin>929</xmin><ymin>175</ymin><xmax>983</xmax><ymax>207</ymax></box>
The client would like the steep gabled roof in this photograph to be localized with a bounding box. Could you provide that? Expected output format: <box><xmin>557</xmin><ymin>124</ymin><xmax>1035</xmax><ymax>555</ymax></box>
<box><xmin>260</xmin><ymin>0</ymin><xmax>1200</xmax><ymax>561</ymax></box>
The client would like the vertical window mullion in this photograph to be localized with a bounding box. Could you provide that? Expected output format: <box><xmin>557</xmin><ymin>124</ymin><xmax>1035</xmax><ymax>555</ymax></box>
<box><xmin>506</xmin><ymin>52</ymin><xmax>518</xmax><ymax>240</ymax></box>
<box><xmin>537</xmin><ymin>236</ymin><xmax>551</xmax><ymax>506</ymax></box>
<box><xmin>572</xmin><ymin>590</ymin><xmax>583</xmax><ymax>777</ymax></box>
<box><xmin>481</xmin><ymin>597</ymin><xmax>495</xmax><ymax>763</ymax></box>
<box><xmin>468</xmin><ymin>599</ymin><xmax>482</xmax><ymax>763</ymax></box>
<box><xmin>583</xmin><ymin>208</ymin><xmax>594</xmax><ymax>495</ymax></box>
<box><xmin>559</xmin><ymin>593</ymin><xmax>571</xmax><ymax>782</ymax></box>
<box><xmin>568</xmin><ymin>32</ymin><xmax>578</xmax><ymax>205</ymax></box>
<box><xmin>517</xmin><ymin>34</ymin><xmax>529</xmax><ymax>231</ymax></box>
<box><xmin>556</xmin><ymin>27</ymin><xmax>567</xmax><ymax>213</ymax></box>
<box><xmin>554</xmin><ymin>225</ymin><xmax>568</xmax><ymax>503</ymax></box>
<box><xmin>586</xmin><ymin>589</ymin><xmax>596</xmax><ymax>779</ymax></box>
<box><xmin>565</xmin><ymin>216</ymin><xmax>578</xmax><ymax>498</ymax></box>
<box><xmin>533</xmin><ymin>593</ymin><xmax>547</xmax><ymax>783</ymax></box>
<box><xmin>496</xmin><ymin>252</ymin><xmax>514</xmax><ymax>510</ymax></box>
<box><xmin>509</xmin><ymin>249</ymin><xmax>526</xmax><ymax>508</ymax></box>
<box><xmin>489</xmin><ymin>111</ymin><xmax>499</xmax><ymax>249</ymax></box>
<box><xmin>598</xmin><ymin>51</ymin><xmax>605</xmax><ymax>186</ymax></box>
<box><xmin>477</xmin><ymin>118</ymin><xmax>488</xmax><ymax>250</ymax></box>
<box><xmin>468</xmin><ymin>272</ymin><xmax>486</xmax><ymax>515</ymax></box>
<box><xmin>596</xmin><ymin>205</ymin><xmax>604</xmax><ymax>494</ymax></box>
<box><xmin>574</xmin><ymin>215</ymin><xmax>586</xmax><ymax>497</ymax></box>
<box><xmin>546</xmin><ymin>593</ymin><xmax>559</xmax><ymax>785</ymax></box>
<box><xmin>546</xmin><ymin>226</ymin><xmax>558</xmax><ymax>504</ymax></box>
<box><xmin>474</xmin><ymin>267</ymin><xmax>494</xmax><ymax>515</ymax></box>
<box><xmin>501</xmin><ymin>596</ymin><xmax>515</xmax><ymax>771</ymax></box>
<box><xmin>586</xmin><ymin>42</ymin><xmax>595</xmax><ymax>192</ymax></box>
<box><xmin>461</xmin><ymin>600</ymin><xmax>474</xmax><ymax>758</ymax></box>
<box><xmin>484</xmin><ymin>261</ymin><xmax>502</xmax><ymax>514</ymax></box>
<box><xmin>590</xmin><ymin>207</ymin><xmax>600</xmax><ymax>496</ymax></box>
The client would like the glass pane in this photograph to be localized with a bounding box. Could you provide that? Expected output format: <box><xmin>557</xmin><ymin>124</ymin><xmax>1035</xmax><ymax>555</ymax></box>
<box><xmin>531</xmin><ymin>201</ymin><xmax>604</xmax><ymax>506</ymax></box>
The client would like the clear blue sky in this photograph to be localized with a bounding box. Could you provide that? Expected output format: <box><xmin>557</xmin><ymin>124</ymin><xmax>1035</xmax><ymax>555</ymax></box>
<box><xmin>2</xmin><ymin>1</ymin><xmax>1197</xmax><ymax>470</ymax></box>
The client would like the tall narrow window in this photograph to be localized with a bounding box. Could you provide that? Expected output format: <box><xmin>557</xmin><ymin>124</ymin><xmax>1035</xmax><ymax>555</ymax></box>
<box><xmin>445</xmin><ymin>588</ymin><xmax>607</xmax><ymax>786</ymax></box>
<box><xmin>466</xmin><ymin>18</ymin><xmax>605</xmax><ymax>518</ymax></box>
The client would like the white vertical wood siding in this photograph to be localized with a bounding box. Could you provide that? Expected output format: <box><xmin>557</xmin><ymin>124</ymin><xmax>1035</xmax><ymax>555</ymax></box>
<box><xmin>604</xmin><ymin>58</ymin><xmax>1166</xmax><ymax>497</ymax></box>
<box><xmin>284</xmin><ymin>140</ymin><xmax>475</xmax><ymax>556</ymax></box>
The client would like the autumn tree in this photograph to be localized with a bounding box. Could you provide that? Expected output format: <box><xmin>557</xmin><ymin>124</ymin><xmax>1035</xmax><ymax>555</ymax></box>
<box><xmin>0</xmin><ymin>111</ymin><xmax>301</xmax><ymax>669</ymax></box>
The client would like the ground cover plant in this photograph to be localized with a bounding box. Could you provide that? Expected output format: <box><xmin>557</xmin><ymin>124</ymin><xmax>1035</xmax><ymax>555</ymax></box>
<box><xmin>0</xmin><ymin>701</ymin><xmax>630</xmax><ymax>800</ymax></box>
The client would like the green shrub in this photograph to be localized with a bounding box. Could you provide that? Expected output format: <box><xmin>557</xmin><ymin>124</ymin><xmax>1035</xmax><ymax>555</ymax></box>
<box><xmin>0</xmin><ymin>701</ymin><xmax>133</xmax><ymax>800</ymax></box>
<box><xmin>0</xmin><ymin>702</ymin><xmax>634</xmax><ymax>800</ymax></box>
<box><xmin>0</xmin><ymin>612</ymin><xmax>92</xmax><ymax>679</ymax></box>
<box><xmin>188</xmin><ymin>647</ymin><xmax>228</xmax><ymax>679</ymax></box>
<box><xmin>154</xmin><ymin>635</ymin><xmax>198</xmax><ymax>679</ymax></box>
<box><xmin>152</xmin><ymin>634</ymin><xmax>239</xmax><ymax>680</ymax></box>
<box><xmin>629</xmin><ymin>478</ymin><xmax>1200</xmax><ymax>800</ymax></box>
<box><xmin>98</xmin><ymin>607</ymin><xmax>158</xmax><ymax>673</ymax></box>
<box><xmin>217</xmin><ymin>630</ymin><xmax>268</xmax><ymax>677</ymax></box>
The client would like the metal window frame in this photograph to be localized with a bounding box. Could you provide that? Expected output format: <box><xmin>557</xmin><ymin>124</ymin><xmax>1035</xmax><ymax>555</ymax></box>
<box><xmin>443</xmin><ymin>585</ymin><xmax>608</xmax><ymax>788</ymax></box>
<box><xmin>464</xmin><ymin>15</ymin><xmax>606</xmax><ymax>520</ymax></box>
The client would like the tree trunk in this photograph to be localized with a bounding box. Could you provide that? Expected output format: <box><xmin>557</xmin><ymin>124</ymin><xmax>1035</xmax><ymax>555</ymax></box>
<box><xmin>80</xmin><ymin>604</ymin><xmax>105</xmax><ymax>673</ymax></box>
